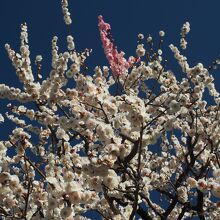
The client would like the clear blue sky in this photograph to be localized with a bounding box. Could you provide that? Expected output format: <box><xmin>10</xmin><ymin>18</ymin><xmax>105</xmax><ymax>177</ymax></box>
<box><xmin>0</xmin><ymin>1</ymin><xmax>220</xmax><ymax>219</ymax></box>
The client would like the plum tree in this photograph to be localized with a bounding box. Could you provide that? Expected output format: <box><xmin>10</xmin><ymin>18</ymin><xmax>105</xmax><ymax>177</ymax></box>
<box><xmin>0</xmin><ymin>0</ymin><xmax>219</xmax><ymax>219</ymax></box>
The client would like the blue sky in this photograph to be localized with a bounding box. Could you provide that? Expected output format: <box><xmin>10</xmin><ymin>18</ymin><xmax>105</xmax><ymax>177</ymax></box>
<box><xmin>0</xmin><ymin>0</ymin><xmax>220</xmax><ymax>219</ymax></box>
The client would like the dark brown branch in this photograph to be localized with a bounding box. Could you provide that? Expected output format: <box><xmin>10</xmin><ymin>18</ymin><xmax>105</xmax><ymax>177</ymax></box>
<box><xmin>140</xmin><ymin>193</ymin><xmax>164</xmax><ymax>218</ymax></box>
<box><xmin>196</xmin><ymin>190</ymin><xmax>205</xmax><ymax>220</ymax></box>
<box><xmin>103</xmin><ymin>185</ymin><xmax>120</xmax><ymax>216</ymax></box>
<box><xmin>124</xmin><ymin>140</ymin><xmax>140</xmax><ymax>164</ymax></box>
<box><xmin>137</xmin><ymin>207</ymin><xmax>153</xmax><ymax>220</ymax></box>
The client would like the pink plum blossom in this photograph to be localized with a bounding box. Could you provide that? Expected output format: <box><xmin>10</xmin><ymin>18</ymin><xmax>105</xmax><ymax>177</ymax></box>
<box><xmin>98</xmin><ymin>15</ymin><xmax>139</xmax><ymax>77</ymax></box>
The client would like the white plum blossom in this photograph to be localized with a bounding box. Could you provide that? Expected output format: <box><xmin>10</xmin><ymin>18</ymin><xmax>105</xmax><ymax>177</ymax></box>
<box><xmin>136</xmin><ymin>44</ymin><xmax>146</xmax><ymax>57</ymax></box>
<box><xmin>56</xmin><ymin>127</ymin><xmax>69</xmax><ymax>141</ymax></box>
<box><xmin>61</xmin><ymin>0</ymin><xmax>72</xmax><ymax>25</ymax></box>
<box><xmin>103</xmin><ymin>170</ymin><xmax>119</xmax><ymax>190</ymax></box>
<box><xmin>187</xmin><ymin>177</ymin><xmax>197</xmax><ymax>188</ymax></box>
<box><xmin>177</xmin><ymin>186</ymin><xmax>188</xmax><ymax>203</ymax></box>
<box><xmin>168</xmin><ymin>100</ymin><xmax>181</xmax><ymax>113</ymax></box>
<box><xmin>60</xmin><ymin>206</ymin><xmax>73</xmax><ymax>219</ymax></box>
<box><xmin>213</xmin><ymin>169</ymin><xmax>220</xmax><ymax>178</ymax></box>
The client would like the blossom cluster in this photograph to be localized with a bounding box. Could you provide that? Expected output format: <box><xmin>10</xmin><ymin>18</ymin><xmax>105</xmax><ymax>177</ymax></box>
<box><xmin>61</xmin><ymin>0</ymin><xmax>72</xmax><ymax>25</ymax></box>
<box><xmin>98</xmin><ymin>15</ymin><xmax>138</xmax><ymax>77</ymax></box>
